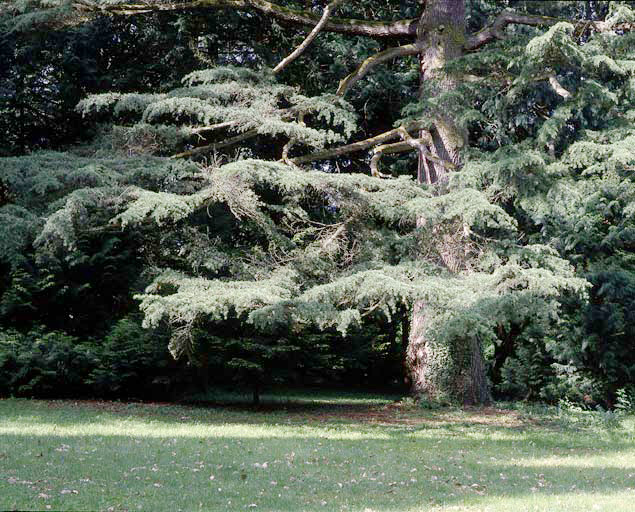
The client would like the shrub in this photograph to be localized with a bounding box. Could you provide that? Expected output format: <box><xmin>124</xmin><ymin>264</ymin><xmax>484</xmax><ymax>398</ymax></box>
<box><xmin>0</xmin><ymin>327</ymin><xmax>97</xmax><ymax>397</ymax></box>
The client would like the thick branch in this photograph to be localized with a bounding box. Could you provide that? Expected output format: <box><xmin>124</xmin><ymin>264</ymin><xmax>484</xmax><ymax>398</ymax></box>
<box><xmin>336</xmin><ymin>43</ymin><xmax>420</xmax><ymax>96</ymax></box>
<box><xmin>464</xmin><ymin>10</ymin><xmax>635</xmax><ymax>51</ymax></box>
<box><xmin>291</xmin><ymin>121</ymin><xmax>425</xmax><ymax>165</ymax></box>
<box><xmin>370</xmin><ymin>141</ymin><xmax>411</xmax><ymax>178</ymax></box>
<box><xmin>397</xmin><ymin>126</ymin><xmax>429</xmax><ymax>153</ymax></box>
<box><xmin>171</xmin><ymin>128</ymin><xmax>258</xmax><ymax>159</ymax></box>
<box><xmin>273</xmin><ymin>0</ymin><xmax>344</xmax><ymax>74</ymax></box>
<box><xmin>73</xmin><ymin>0</ymin><xmax>417</xmax><ymax>37</ymax></box>
<box><xmin>369</xmin><ymin>132</ymin><xmax>455</xmax><ymax>178</ymax></box>
<box><xmin>464</xmin><ymin>11</ymin><xmax>561</xmax><ymax>51</ymax></box>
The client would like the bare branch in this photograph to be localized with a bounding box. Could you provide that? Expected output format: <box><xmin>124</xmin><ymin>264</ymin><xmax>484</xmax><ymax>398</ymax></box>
<box><xmin>464</xmin><ymin>10</ymin><xmax>635</xmax><ymax>51</ymax></box>
<box><xmin>171</xmin><ymin>129</ymin><xmax>258</xmax><ymax>159</ymax></box>
<box><xmin>464</xmin><ymin>11</ymin><xmax>561</xmax><ymax>51</ymax></box>
<box><xmin>273</xmin><ymin>0</ymin><xmax>344</xmax><ymax>74</ymax></box>
<box><xmin>190</xmin><ymin>121</ymin><xmax>239</xmax><ymax>134</ymax></box>
<box><xmin>397</xmin><ymin>126</ymin><xmax>429</xmax><ymax>153</ymax></box>
<box><xmin>73</xmin><ymin>0</ymin><xmax>417</xmax><ymax>38</ymax></box>
<box><xmin>370</xmin><ymin>141</ymin><xmax>411</xmax><ymax>178</ymax></box>
<box><xmin>548</xmin><ymin>74</ymin><xmax>571</xmax><ymax>99</ymax></box>
<box><xmin>336</xmin><ymin>43</ymin><xmax>420</xmax><ymax>96</ymax></box>
<box><xmin>291</xmin><ymin>120</ymin><xmax>425</xmax><ymax>165</ymax></box>
<box><xmin>370</xmin><ymin>129</ymin><xmax>455</xmax><ymax>179</ymax></box>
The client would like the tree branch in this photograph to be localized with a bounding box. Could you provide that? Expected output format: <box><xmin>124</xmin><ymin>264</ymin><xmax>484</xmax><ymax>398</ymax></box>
<box><xmin>547</xmin><ymin>74</ymin><xmax>571</xmax><ymax>99</ymax></box>
<box><xmin>171</xmin><ymin>128</ymin><xmax>258</xmax><ymax>159</ymax></box>
<box><xmin>369</xmin><ymin>130</ymin><xmax>455</xmax><ymax>179</ymax></box>
<box><xmin>464</xmin><ymin>11</ymin><xmax>561</xmax><ymax>51</ymax></box>
<box><xmin>336</xmin><ymin>43</ymin><xmax>420</xmax><ymax>96</ymax></box>
<box><xmin>273</xmin><ymin>0</ymin><xmax>344</xmax><ymax>74</ymax></box>
<box><xmin>190</xmin><ymin>121</ymin><xmax>239</xmax><ymax>135</ymax></box>
<box><xmin>73</xmin><ymin>0</ymin><xmax>417</xmax><ymax>38</ymax></box>
<box><xmin>291</xmin><ymin>120</ymin><xmax>425</xmax><ymax>165</ymax></box>
<box><xmin>464</xmin><ymin>10</ymin><xmax>635</xmax><ymax>51</ymax></box>
<box><xmin>463</xmin><ymin>11</ymin><xmax>567</xmax><ymax>51</ymax></box>
<box><xmin>370</xmin><ymin>141</ymin><xmax>411</xmax><ymax>178</ymax></box>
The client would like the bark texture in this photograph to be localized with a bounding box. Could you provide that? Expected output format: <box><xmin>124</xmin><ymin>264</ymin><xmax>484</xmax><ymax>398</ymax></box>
<box><xmin>407</xmin><ymin>0</ymin><xmax>490</xmax><ymax>405</ymax></box>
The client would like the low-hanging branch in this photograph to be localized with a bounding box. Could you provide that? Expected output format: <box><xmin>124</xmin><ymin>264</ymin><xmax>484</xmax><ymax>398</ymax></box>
<box><xmin>290</xmin><ymin>120</ymin><xmax>426</xmax><ymax>165</ymax></box>
<box><xmin>336</xmin><ymin>43</ymin><xmax>420</xmax><ymax>96</ymax></box>
<box><xmin>171</xmin><ymin>128</ymin><xmax>259</xmax><ymax>159</ymax></box>
<box><xmin>72</xmin><ymin>0</ymin><xmax>417</xmax><ymax>38</ymax></box>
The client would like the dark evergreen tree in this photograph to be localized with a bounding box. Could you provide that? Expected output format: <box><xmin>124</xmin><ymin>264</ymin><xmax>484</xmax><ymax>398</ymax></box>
<box><xmin>2</xmin><ymin>0</ymin><xmax>634</xmax><ymax>404</ymax></box>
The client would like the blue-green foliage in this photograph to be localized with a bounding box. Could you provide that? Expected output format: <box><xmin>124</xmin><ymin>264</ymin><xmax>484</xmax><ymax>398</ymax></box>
<box><xmin>3</xmin><ymin>2</ymin><xmax>635</xmax><ymax>405</ymax></box>
<box><xmin>442</xmin><ymin>4</ymin><xmax>635</xmax><ymax>403</ymax></box>
<box><xmin>76</xmin><ymin>65</ymin><xmax>357</xmax><ymax>155</ymax></box>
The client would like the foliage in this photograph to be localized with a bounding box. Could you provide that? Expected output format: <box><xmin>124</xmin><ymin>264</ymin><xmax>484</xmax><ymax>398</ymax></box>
<box><xmin>0</xmin><ymin>318</ymin><xmax>178</xmax><ymax>399</ymax></box>
<box><xmin>2</xmin><ymin>0</ymin><xmax>635</xmax><ymax>405</ymax></box>
<box><xmin>86</xmin><ymin>314</ymin><xmax>175</xmax><ymax>398</ymax></box>
<box><xmin>0</xmin><ymin>327</ymin><xmax>95</xmax><ymax>397</ymax></box>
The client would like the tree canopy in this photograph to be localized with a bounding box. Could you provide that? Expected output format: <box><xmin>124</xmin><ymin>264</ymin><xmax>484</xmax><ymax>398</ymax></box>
<box><xmin>1</xmin><ymin>0</ymin><xmax>634</xmax><ymax>405</ymax></box>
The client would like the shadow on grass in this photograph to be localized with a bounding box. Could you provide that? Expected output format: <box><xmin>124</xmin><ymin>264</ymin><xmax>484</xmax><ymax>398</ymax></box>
<box><xmin>1</xmin><ymin>419</ymin><xmax>634</xmax><ymax>512</ymax></box>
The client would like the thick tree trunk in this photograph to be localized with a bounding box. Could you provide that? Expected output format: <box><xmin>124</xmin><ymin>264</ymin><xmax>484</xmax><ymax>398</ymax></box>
<box><xmin>407</xmin><ymin>0</ymin><xmax>490</xmax><ymax>404</ymax></box>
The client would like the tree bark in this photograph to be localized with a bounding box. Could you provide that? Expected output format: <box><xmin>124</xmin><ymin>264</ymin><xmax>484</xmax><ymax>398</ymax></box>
<box><xmin>407</xmin><ymin>0</ymin><xmax>489</xmax><ymax>405</ymax></box>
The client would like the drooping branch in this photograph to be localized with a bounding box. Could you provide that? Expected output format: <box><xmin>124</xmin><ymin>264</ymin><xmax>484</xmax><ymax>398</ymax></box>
<box><xmin>291</xmin><ymin>121</ymin><xmax>425</xmax><ymax>165</ymax></box>
<box><xmin>273</xmin><ymin>0</ymin><xmax>345</xmax><ymax>74</ymax></box>
<box><xmin>336</xmin><ymin>43</ymin><xmax>420</xmax><ymax>96</ymax></box>
<box><xmin>73</xmin><ymin>0</ymin><xmax>417</xmax><ymax>38</ymax></box>
<box><xmin>171</xmin><ymin>128</ymin><xmax>259</xmax><ymax>159</ymax></box>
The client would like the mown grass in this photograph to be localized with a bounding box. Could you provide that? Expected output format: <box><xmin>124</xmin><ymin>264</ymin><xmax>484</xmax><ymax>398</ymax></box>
<box><xmin>1</xmin><ymin>391</ymin><xmax>634</xmax><ymax>512</ymax></box>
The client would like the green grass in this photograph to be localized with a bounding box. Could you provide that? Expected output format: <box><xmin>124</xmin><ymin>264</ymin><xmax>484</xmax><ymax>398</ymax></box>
<box><xmin>1</xmin><ymin>393</ymin><xmax>634</xmax><ymax>511</ymax></box>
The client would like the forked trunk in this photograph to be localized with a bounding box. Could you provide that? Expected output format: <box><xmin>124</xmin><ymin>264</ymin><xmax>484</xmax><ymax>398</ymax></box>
<box><xmin>407</xmin><ymin>0</ymin><xmax>490</xmax><ymax>404</ymax></box>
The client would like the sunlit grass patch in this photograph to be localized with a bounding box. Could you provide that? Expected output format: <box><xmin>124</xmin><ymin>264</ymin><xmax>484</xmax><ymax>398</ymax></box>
<box><xmin>1</xmin><ymin>396</ymin><xmax>634</xmax><ymax>512</ymax></box>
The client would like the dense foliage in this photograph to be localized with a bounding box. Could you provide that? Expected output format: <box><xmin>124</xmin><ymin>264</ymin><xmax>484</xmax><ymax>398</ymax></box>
<box><xmin>1</xmin><ymin>0</ymin><xmax>634</xmax><ymax>405</ymax></box>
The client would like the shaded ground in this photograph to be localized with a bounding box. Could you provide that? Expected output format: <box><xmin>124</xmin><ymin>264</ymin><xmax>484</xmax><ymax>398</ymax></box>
<box><xmin>41</xmin><ymin>397</ymin><xmax>534</xmax><ymax>429</ymax></box>
<box><xmin>1</xmin><ymin>395</ymin><xmax>634</xmax><ymax>512</ymax></box>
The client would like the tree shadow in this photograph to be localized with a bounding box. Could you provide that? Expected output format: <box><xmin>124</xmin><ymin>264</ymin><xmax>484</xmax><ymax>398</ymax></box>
<box><xmin>2</xmin><ymin>399</ymin><xmax>634</xmax><ymax>511</ymax></box>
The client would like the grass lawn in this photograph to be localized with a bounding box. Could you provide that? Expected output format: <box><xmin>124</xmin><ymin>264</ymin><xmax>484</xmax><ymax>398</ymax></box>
<box><xmin>1</xmin><ymin>391</ymin><xmax>634</xmax><ymax>511</ymax></box>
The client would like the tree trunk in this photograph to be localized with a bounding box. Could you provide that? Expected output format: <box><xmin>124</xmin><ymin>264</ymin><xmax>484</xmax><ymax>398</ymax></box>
<box><xmin>407</xmin><ymin>0</ymin><xmax>490</xmax><ymax>405</ymax></box>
